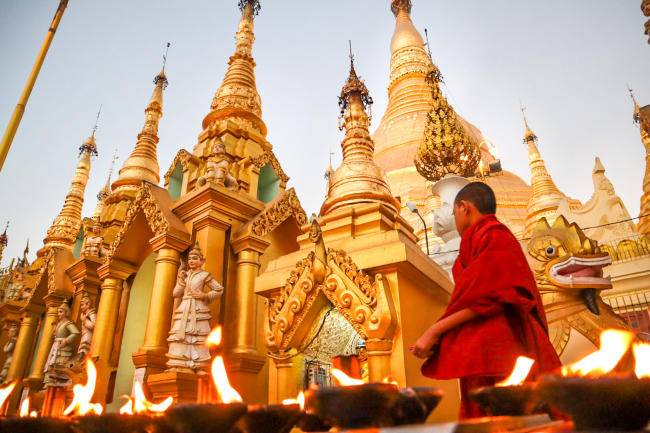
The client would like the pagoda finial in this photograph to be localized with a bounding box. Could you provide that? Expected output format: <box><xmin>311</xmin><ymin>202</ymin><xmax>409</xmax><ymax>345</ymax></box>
<box><xmin>43</xmin><ymin>127</ymin><xmax>97</xmax><ymax>251</ymax></box>
<box><xmin>113</xmin><ymin>63</ymin><xmax>167</xmax><ymax>191</ymax></box>
<box><xmin>321</xmin><ymin>50</ymin><xmax>399</xmax><ymax>215</ymax></box>
<box><xmin>628</xmin><ymin>85</ymin><xmax>641</xmax><ymax>124</ymax></box>
<box><xmin>93</xmin><ymin>148</ymin><xmax>118</xmax><ymax>220</ymax></box>
<box><xmin>391</xmin><ymin>0</ymin><xmax>412</xmax><ymax>17</ymax></box>
<box><xmin>203</xmin><ymin>0</ymin><xmax>265</xmax><ymax>135</ymax></box>
<box><xmin>0</xmin><ymin>222</ymin><xmax>7</xmax><ymax>266</ymax></box>
<box><xmin>520</xmin><ymin>99</ymin><xmax>537</xmax><ymax>143</ymax></box>
<box><xmin>91</xmin><ymin>104</ymin><xmax>102</xmax><ymax>139</ymax></box>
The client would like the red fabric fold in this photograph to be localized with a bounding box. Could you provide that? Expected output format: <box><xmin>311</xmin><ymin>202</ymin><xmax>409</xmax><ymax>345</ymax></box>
<box><xmin>422</xmin><ymin>214</ymin><xmax>561</xmax><ymax>380</ymax></box>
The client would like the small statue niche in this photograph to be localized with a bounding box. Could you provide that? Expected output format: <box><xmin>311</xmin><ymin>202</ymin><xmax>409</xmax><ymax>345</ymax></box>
<box><xmin>76</xmin><ymin>293</ymin><xmax>97</xmax><ymax>360</ymax></box>
<box><xmin>197</xmin><ymin>141</ymin><xmax>239</xmax><ymax>191</ymax></box>
<box><xmin>81</xmin><ymin>220</ymin><xmax>108</xmax><ymax>258</ymax></box>
<box><xmin>165</xmin><ymin>243</ymin><xmax>224</xmax><ymax>373</ymax></box>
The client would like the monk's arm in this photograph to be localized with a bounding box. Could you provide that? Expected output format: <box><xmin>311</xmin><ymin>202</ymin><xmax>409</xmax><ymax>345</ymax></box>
<box><xmin>411</xmin><ymin>309</ymin><xmax>479</xmax><ymax>358</ymax></box>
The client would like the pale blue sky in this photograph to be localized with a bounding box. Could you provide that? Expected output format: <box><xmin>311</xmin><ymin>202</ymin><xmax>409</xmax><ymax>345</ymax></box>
<box><xmin>1</xmin><ymin>0</ymin><xmax>648</xmax><ymax>263</ymax></box>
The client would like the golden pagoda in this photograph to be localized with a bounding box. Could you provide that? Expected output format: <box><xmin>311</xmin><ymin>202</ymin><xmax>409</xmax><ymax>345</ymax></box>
<box><xmin>256</xmin><ymin>51</ymin><xmax>458</xmax><ymax>421</ymax></box>
<box><xmin>634</xmin><ymin>92</ymin><xmax>650</xmax><ymax>236</ymax></box>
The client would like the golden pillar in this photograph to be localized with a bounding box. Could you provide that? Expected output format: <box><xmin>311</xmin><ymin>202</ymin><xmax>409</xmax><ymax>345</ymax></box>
<box><xmin>26</xmin><ymin>300</ymin><xmax>60</xmax><ymax>384</ymax></box>
<box><xmin>366</xmin><ymin>339</ymin><xmax>393</xmax><ymax>383</ymax></box>
<box><xmin>6</xmin><ymin>309</ymin><xmax>40</xmax><ymax>413</ymax></box>
<box><xmin>91</xmin><ymin>260</ymin><xmax>135</xmax><ymax>403</ymax></box>
<box><xmin>273</xmin><ymin>355</ymin><xmax>297</xmax><ymax>403</ymax></box>
<box><xmin>134</xmin><ymin>234</ymin><xmax>189</xmax><ymax>377</ymax></box>
<box><xmin>229</xmin><ymin>237</ymin><xmax>269</xmax><ymax>354</ymax></box>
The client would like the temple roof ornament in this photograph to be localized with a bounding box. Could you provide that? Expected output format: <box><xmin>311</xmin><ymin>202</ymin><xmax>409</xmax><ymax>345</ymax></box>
<box><xmin>521</xmin><ymin>106</ymin><xmax>566</xmax><ymax>234</ymax></box>
<box><xmin>413</xmin><ymin>64</ymin><xmax>480</xmax><ymax>183</ymax></box>
<box><xmin>203</xmin><ymin>0</ymin><xmax>266</xmax><ymax>136</ymax></box>
<box><xmin>42</xmin><ymin>132</ymin><xmax>97</xmax><ymax>251</ymax></box>
<box><xmin>93</xmin><ymin>149</ymin><xmax>118</xmax><ymax>220</ymax></box>
<box><xmin>320</xmin><ymin>49</ymin><xmax>399</xmax><ymax>215</ymax></box>
<box><xmin>391</xmin><ymin>0</ymin><xmax>412</xmax><ymax>16</ymax></box>
<box><xmin>631</xmin><ymin>88</ymin><xmax>650</xmax><ymax>235</ymax></box>
<box><xmin>112</xmin><ymin>69</ymin><xmax>166</xmax><ymax>192</ymax></box>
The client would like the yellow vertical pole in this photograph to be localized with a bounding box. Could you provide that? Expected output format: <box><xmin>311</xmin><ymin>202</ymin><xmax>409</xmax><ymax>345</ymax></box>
<box><xmin>0</xmin><ymin>0</ymin><xmax>69</xmax><ymax>171</ymax></box>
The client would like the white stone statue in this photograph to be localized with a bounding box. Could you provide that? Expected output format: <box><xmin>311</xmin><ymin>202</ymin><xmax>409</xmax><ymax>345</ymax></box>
<box><xmin>166</xmin><ymin>243</ymin><xmax>224</xmax><ymax>373</ymax></box>
<box><xmin>430</xmin><ymin>175</ymin><xmax>470</xmax><ymax>277</ymax></box>
<box><xmin>82</xmin><ymin>221</ymin><xmax>107</xmax><ymax>258</ymax></box>
<box><xmin>0</xmin><ymin>325</ymin><xmax>18</xmax><ymax>383</ymax></box>
<box><xmin>76</xmin><ymin>293</ymin><xmax>96</xmax><ymax>360</ymax></box>
<box><xmin>197</xmin><ymin>141</ymin><xmax>239</xmax><ymax>191</ymax></box>
<box><xmin>44</xmin><ymin>303</ymin><xmax>80</xmax><ymax>387</ymax></box>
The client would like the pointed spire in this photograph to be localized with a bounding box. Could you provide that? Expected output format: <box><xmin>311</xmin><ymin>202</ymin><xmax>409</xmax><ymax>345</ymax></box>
<box><xmin>112</xmin><ymin>65</ymin><xmax>167</xmax><ymax>191</ymax></box>
<box><xmin>521</xmin><ymin>107</ymin><xmax>565</xmax><ymax>234</ymax></box>
<box><xmin>321</xmin><ymin>47</ymin><xmax>399</xmax><ymax>215</ymax></box>
<box><xmin>93</xmin><ymin>149</ymin><xmax>118</xmax><ymax>220</ymax></box>
<box><xmin>203</xmin><ymin>0</ymin><xmax>266</xmax><ymax>136</ymax></box>
<box><xmin>632</xmin><ymin>89</ymin><xmax>650</xmax><ymax>235</ymax></box>
<box><xmin>43</xmin><ymin>132</ymin><xmax>97</xmax><ymax>251</ymax></box>
<box><xmin>0</xmin><ymin>222</ymin><xmax>8</xmax><ymax>266</ymax></box>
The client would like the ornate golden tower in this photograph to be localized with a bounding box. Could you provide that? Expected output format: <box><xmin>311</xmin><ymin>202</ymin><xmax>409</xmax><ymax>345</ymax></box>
<box><xmin>321</xmin><ymin>53</ymin><xmax>399</xmax><ymax>215</ymax></box>
<box><xmin>632</xmin><ymin>91</ymin><xmax>650</xmax><ymax>235</ymax></box>
<box><xmin>42</xmin><ymin>135</ymin><xmax>97</xmax><ymax>252</ymax></box>
<box><xmin>522</xmin><ymin>115</ymin><xmax>566</xmax><ymax>234</ymax></box>
<box><xmin>0</xmin><ymin>223</ymin><xmax>7</xmax><ymax>267</ymax></box>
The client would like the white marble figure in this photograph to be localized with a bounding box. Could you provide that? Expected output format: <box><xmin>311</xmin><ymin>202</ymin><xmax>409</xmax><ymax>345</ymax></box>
<box><xmin>0</xmin><ymin>325</ymin><xmax>18</xmax><ymax>383</ymax></box>
<box><xmin>430</xmin><ymin>175</ymin><xmax>470</xmax><ymax>277</ymax></box>
<box><xmin>166</xmin><ymin>243</ymin><xmax>223</xmax><ymax>373</ymax></box>
<box><xmin>197</xmin><ymin>141</ymin><xmax>239</xmax><ymax>191</ymax></box>
<box><xmin>44</xmin><ymin>303</ymin><xmax>80</xmax><ymax>387</ymax></box>
<box><xmin>76</xmin><ymin>293</ymin><xmax>97</xmax><ymax>360</ymax></box>
<box><xmin>82</xmin><ymin>221</ymin><xmax>107</xmax><ymax>258</ymax></box>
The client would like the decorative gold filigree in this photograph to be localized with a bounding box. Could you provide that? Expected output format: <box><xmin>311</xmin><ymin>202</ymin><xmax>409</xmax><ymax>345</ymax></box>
<box><xmin>104</xmin><ymin>185</ymin><xmax>170</xmax><ymax>263</ymax></box>
<box><xmin>249</xmin><ymin>150</ymin><xmax>290</xmax><ymax>186</ymax></box>
<box><xmin>250</xmin><ymin>188</ymin><xmax>308</xmax><ymax>237</ymax></box>
<box><xmin>163</xmin><ymin>149</ymin><xmax>196</xmax><ymax>186</ymax></box>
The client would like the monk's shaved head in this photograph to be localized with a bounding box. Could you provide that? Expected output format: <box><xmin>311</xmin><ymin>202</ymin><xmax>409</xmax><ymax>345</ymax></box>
<box><xmin>454</xmin><ymin>182</ymin><xmax>497</xmax><ymax>215</ymax></box>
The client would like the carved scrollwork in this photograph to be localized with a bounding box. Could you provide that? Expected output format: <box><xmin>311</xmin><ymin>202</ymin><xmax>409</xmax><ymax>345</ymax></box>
<box><xmin>249</xmin><ymin>150</ymin><xmax>290</xmax><ymax>186</ymax></box>
<box><xmin>104</xmin><ymin>185</ymin><xmax>171</xmax><ymax>263</ymax></box>
<box><xmin>250</xmin><ymin>188</ymin><xmax>308</xmax><ymax>237</ymax></box>
<box><xmin>163</xmin><ymin>149</ymin><xmax>198</xmax><ymax>187</ymax></box>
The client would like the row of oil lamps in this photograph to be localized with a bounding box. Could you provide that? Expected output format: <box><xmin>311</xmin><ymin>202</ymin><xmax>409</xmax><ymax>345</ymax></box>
<box><xmin>0</xmin><ymin>327</ymin><xmax>648</xmax><ymax>433</ymax></box>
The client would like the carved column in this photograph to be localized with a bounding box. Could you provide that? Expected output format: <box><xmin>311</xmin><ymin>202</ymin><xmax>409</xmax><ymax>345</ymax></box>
<box><xmin>6</xmin><ymin>308</ymin><xmax>40</xmax><ymax>413</ymax></box>
<box><xmin>272</xmin><ymin>355</ymin><xmax>297</xmax><ymax>404</ymax></box>
<box><xmin>133</xmin><ymin>233</ymin><xmax>189</xmax><ymax>379</ymax></box>
<box><xmin>228</xmin><ymin>237</ymin><xmax>269</xmax><ymax>372</ymax></box>
<box><xmin>25</xmin><ymin>296</ymin><xmax>63</xmax><ymax>386</ymax></box>
<box><xmin>91</xmin><ymin>260</ymin><xmax>135</xmax><ymax>403</ymax></box>
<box><xmin>366</xmin><ymin>339</ymin><xmax>393</xmax><ymax>383</ymax></box>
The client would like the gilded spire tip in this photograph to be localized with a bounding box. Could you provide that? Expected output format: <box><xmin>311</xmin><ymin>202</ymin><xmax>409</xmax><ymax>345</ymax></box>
<box><xmin>520</xmin><ymin>100</ymin><xmax>537</xmax><ymax>143</ymax></box>
<box><xmin>338</xmin><ymin>42</ymin><xmax>373</xmax><ymax>116</ymax></box>
<box><xmin>628</xmin><ymin>84</ymin><xmax>641</xmax><ymax>124</ymax></box>
<box><xmin>391</xmin><ymin>0</ymin><xmax>412</xmax><ymax>17</ymax></box>
<box><xmin>0</xmin><ymin>222</ymin><xmax>8</xmax><ymax>247</ymax></box>
<box><xmin>154</xmin><ymin>42</ymin><xmax>171</xmax><ymax>88</ymax></box>
<box><xmin>238</xmin><ymin>0</ymin><xmax>260</xmax><ymax>16</ymax></box>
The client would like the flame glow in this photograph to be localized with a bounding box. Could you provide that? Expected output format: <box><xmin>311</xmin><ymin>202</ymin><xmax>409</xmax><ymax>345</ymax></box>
<box><xmin>63</xmin><ymin>359</ymin><xmax>104</xmax><ymax>416</ymax></box>
<box><xmin>382</xmin><ymin>377</ymin><xmax>399</xmax><ymax>386</ymax></box>
<box><xmin>119</xmin><ymin>381</ymin><xmax>173</xmax><ymax>415</ymax></box>
<box><xmin>0</xmin><ymin>382</ymin><xmax>16</xmax><ymax>410</ymax></box>
<box><xmin>496</xmin><ymin>356</ymin><xmax>535</xmax><ymax>387</ymax></box>
<box><xmin>561</xmin><ymin>329</ymin><xmax>635</xmax><ymax>377</ymax></box>
<box><xmin>206</xmin><ymin>326</ymin><xmax>242</xmax><ymax>403</ymax></box>
<box><xmin>633</xmin><ymin>342</ymin><xmax>650</xmax><ymax>379</ymax></box>
<box><xmin>331</xmin><ymin>368</ymin><xmax>365</xmax><ymax>386</ymax></box>
<box><xmin>282</xmin><ymin>391</ymin><xmax>305</xmax><ymax>410</ymax></box>
<box><xmin>19</xmin><ymin>397</ymin><xmax>30</xmax><ymax>417</ymax></box>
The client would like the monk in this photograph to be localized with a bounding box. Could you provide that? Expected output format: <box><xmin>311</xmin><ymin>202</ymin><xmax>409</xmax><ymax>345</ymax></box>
<box><xmin>410</xmin><ymin>182</ymin><xmax>561</xmax><ymax>419</ymax></box>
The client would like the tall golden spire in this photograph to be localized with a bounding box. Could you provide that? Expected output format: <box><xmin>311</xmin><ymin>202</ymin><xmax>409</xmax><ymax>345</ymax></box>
<box><xmin>0</xmin><ymin>222</ymin><xmax>8</xmax><ymax>266</ymax></box>
<box><xmin>43</xmin><ymin>134</ymin><xmax>97</xmax><ymax>250</ymax></box>
<box><xmin>112</xmin><ymin>70</ymin><xmax>167</xmax><ymax>192</ymax></box>
<box><xmin>93</xmin><ymin>150</ymin><xmax>118</xmax><ymax>220</ymax></box>
<box><xmin>522</xmin><ymin>107</ymin><xmax>564</xmax><ymax>233</ymax></box>
<box><xmin>320</xmin><ymin>47</ymin><xmax>400</xmax><ymax>216</ymax></box>
<box><xmin>631</xmin><ymin>88</ymin><xmax>650</xmax><ymax>235</ymax></box>
<box><xmin>202</xmin><ymin>0</ymin><xmax>266</xmax><ymax>136</ymax></box>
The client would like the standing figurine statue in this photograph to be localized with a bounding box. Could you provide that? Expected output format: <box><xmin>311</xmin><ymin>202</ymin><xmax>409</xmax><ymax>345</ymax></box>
<box><xmin>76</xmin><ymin>293</ymin><xmax>97</xmax><ymax>360</ymax></box>
<box><xmin>0</xmin><ymin>325</ymin><xmax>18</xmax><ymax>383</ymax></box>
<box><xmin>44</xmin><ymin>302</ymin><xmax>80</xmax><ymax>387</ymax></box>
<box><xmin>166</xmin><ymin>243</ymin><xmax>224</xmax><ymax>373</ymax></box>
<box><xmin>82</xmin><ymin>220</ymin><xmax>107</xmax><ymax>258</ymax></box>
<box><xmin>197</xmin><ymin>141</ymin><xmax>239</xmax><ymax>191</ymax></box>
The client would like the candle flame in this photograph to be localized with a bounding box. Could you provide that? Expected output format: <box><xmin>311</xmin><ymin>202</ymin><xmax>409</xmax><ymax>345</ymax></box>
<box><xmin>382</xmin><ymin>377</ymin><xmax>399</xmax><ymax>386</ymax></box>
<box><xmin>19</xmin><ymin>397</ymin><xmax>30</xmax><ymax>417</ymax></box>
<box><xmin>561</xmin><ymin>329</ymin><xmax>635</xmax><ymax>377</ymax></box>
<box><xmin>0</xmin><ymin>382</ymin><xmax>16</xmax><ymax>410</ymax></box>
<box><xmin>206</xmin><ymin>326</ymin><xmax>223</xmax><ymax>347</ymax></box>
<box><xmin>330</xmin><ymin>368</ymin><xmax>365</xmax><ymax>386</ymax></box>
<box><xmin>496</xmin><ymin>356</ymin><xmax>535</xmax><ymax>386</ymax></box>
<box><xmin>282</xmin><ymin>391</ymin><xmax>305</xmax><ymax>410</ymax></box>
<box><xmin>120</xmin><ymin>381</ymin><xmax>173</xmax><ymax>415</ymax></box>
<box><xmin>633</xmin><ymin>342</ymin><xmax>650</xmax><ymax>379</ymax></box>
<box><xmin>63</xmin><ymin>359</ymin><xmax>104</xmax><ymax>416</ymax></box>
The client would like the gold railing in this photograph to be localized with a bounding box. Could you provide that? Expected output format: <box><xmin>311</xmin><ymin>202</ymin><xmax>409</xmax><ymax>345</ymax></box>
<box><xmin>599</xmin><ymin>234</ymin><xmax>650</xmax><ymax>263</ymax></box>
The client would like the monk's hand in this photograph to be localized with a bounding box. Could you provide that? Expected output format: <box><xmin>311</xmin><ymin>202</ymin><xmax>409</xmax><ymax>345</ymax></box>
<box><xmin>409</xmin><ymin>327</ymin><xmax>440</xmax><ymax>359</ymax></box>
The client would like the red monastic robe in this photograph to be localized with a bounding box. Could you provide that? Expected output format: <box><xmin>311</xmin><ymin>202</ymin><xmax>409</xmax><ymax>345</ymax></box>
<box><xmin>422</xmin><ymin>214</ymin><xmax>561</xmax><ymax>381</ymax></box>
